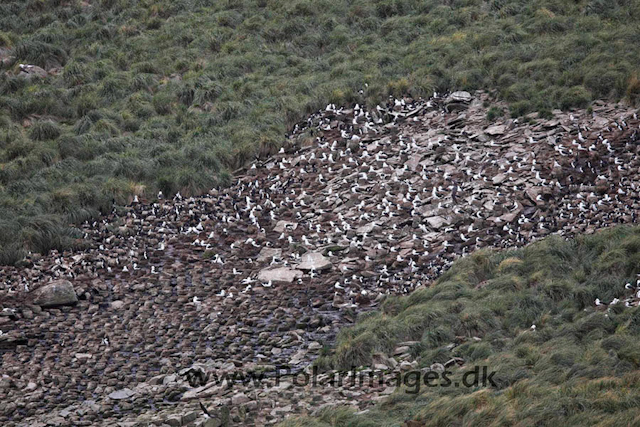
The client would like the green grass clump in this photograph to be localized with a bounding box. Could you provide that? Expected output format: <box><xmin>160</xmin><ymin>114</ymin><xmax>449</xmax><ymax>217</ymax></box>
<box><xmin>290</xmin><ymin>226</ymin><xmax>640</xmax><ymax>426</ymax></box>
<box><xmin>486</xmin><ymin>106</ymin><xmax>504</xmax><ymax>121</ymax></box>
<box><xmin>29</xmin><ymin>120</ymin><xmax>61</xmax><ymax>141</ymax></box>
<box><xmin>1</xmin><ymin>1</ymin><xmax>640</xmax><ymax>262</ymax></box>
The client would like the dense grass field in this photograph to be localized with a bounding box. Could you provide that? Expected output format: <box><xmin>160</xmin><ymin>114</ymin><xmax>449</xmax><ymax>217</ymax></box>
<box><xmin>1</xmin><ymin>0</ymin><xmax>640</xmax><ymax>262</ymax></box>
<box><xmin>285</xmin><ymin>226</ymin><xmax>640</xmax><ymax>426</ymax></box>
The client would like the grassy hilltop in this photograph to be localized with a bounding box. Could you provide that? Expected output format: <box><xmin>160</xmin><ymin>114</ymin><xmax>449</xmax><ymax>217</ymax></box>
<box><xmin>285</xmin><ymin>226</ymin><xmax>640</xmax><ymax>426</ymax></box>
<box><xmin>1</xmin><ymin>0</ymin><xmax>640</xmax><ymax>262</ymax></box>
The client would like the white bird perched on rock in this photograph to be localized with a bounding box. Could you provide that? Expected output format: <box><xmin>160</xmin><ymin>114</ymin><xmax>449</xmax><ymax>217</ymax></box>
<box><xmin>262</xmin><ymin>280</ymin><xmax>273</xmax><ymax>288</ymax></box>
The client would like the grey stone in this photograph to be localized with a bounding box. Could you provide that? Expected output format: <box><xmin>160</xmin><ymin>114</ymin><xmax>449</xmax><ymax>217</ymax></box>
<box><xmin>393</xmin><ymin>346</ymin><xmax>410</xmax><ymax>355</ymax></box>
<box><xmin>111</xmin><ymin>300</ymin><xmax>125</xmax><ymax>309</ymax></box>
<box><xmin>165</xmin><ymin>416</ymin><xmax>182</xmax><ymax>427</ymax></box>
<box><xmin>449</xmin><ymin>91</ymin><xmax>472</xmax><ymax>103</ymax></box>
<box><xmin>182</xmin><ymin>412</ymin><xmax>198</xmax><ymax>424</ymax></box>
<box><xmin>231</xmin><ymin>392</ymin><xmax>250</xmax><ymax>405</ymax></box>
<box><xmin>430</xmin><ymin>363</ymin><xmax>445</xmax><ymax>373</ymax></box>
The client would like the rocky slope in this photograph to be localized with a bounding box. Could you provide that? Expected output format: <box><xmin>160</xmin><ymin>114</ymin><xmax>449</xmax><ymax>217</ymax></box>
<box><xmin>0</xmin><ymin>91</ymin><xmax>639</xmax><ymax>426</ymax></box>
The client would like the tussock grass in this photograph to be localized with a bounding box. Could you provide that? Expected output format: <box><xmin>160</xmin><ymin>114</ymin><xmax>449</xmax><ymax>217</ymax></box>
<box><xmin>292</xmin><ymin>227</ymin><xmax>640</xmax><ymax>426</ymax></box>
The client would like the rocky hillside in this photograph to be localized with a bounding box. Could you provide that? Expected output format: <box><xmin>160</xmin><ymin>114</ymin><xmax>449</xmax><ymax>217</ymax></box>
<box><xmin>0</xmin><ymin>91</ymin><xmax>639</xmax><ymax>426</ymax></box>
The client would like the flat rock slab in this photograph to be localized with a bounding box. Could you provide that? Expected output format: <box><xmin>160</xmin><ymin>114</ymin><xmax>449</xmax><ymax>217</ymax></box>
<box><xmin>181</xmin><ymin>382</ymin><xmax>220</xmax><ymax>400</ymax></box>
<box><xmin>258</xmin><ymin>267</ymin><xmax>303</xmax><ymax>284</ymax></box>
<box><xmin>484</xmin><ymin>124</ymin><xmax>506</xmax><ymax>136</ymax></box>
<box><xmin>356</xmin><ymin>222</ymin><xmax>378</xmax><ymax>235</ymax></box>
<box><xmin>108</xmin><ymin>388</ymin><xmax>135</xmax><ymax>400</ymax></box>
<box><xmin>492</xmin><ymin>173</ymin><xmax>507</xmax><ymax>185</ymax></box>
<box><xmin>297</xmin><ymin>252</ymin><xmax>332</xmax><ymax>272</ymax></box>
<box><xmin>526</xmin><ymin>187</ymin><xmax>543</xmax><ymax>205</ymax></box>
<box><xmin>424</xmin><ymin>216</ymin><xmax>449</xmax><ymax>230</ymax></box>
<box><xmin>32</xmin><ymin>280</ymin><xmax>78</xmax><ymax>308</ymax></box>
<box><xmin>406</xmin><ymin>154</ymin><xmax>424</xmax><ymax>171</ymax></box>
<box><xmin>257</xmin><ymin>247</ymin><xmax>282</xmax><ymax>262</ymax></box>
<box><xmin>273</xmin><ymin>220</ymin><xmax>297</xmax><ymax>233</ymax></box>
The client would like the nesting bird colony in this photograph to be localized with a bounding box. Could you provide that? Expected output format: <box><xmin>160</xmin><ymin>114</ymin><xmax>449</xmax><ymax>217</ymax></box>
<box><xmin>0</xmin><ymin>91</ymin><xmax>639</xmax><ymax>426</ymax></box>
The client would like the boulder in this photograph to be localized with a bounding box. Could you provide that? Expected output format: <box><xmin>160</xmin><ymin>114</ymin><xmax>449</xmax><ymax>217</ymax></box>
<box><xmin>448</xmin><ymin>91</ymin><xmax>472</xmax><ymax>103</ymax></box>
<box><xmin>444</xmin><ymin>91</ymin><xmax>472</xmax><ymax>112</ymax></box>
<box><xmin>32</xmin><ymin>280</ymin><xmax>78</xmax><ymax>308</ymax></box>
<box><xmin>257</xmin><ymin>267</ymin><xmax>303</xmax><ymax>284</ymax></box>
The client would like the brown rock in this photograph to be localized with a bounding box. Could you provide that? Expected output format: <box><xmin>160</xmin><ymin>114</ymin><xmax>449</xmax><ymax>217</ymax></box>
<box><xmin>32</xmin><ymin>280</ymin><xmax>78</xmax><ymax>308</ymax></box>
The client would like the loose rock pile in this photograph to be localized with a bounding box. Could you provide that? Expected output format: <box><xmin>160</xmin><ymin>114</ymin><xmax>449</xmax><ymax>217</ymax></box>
<box><xmin>0</xmin><ymin>91</ymin><xmax>639</xmax><ymax>426</ymax></box>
